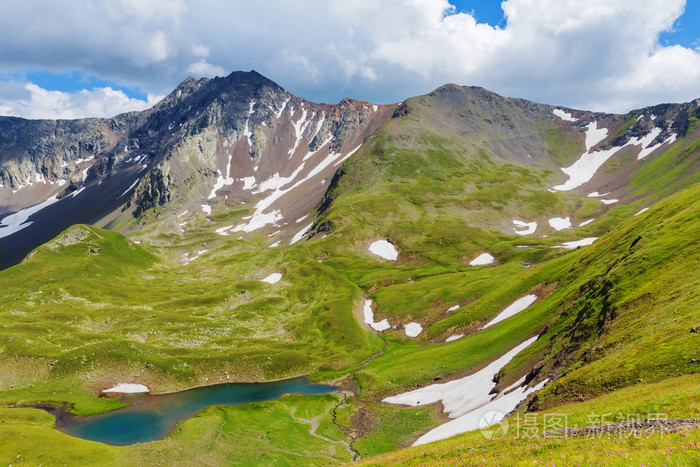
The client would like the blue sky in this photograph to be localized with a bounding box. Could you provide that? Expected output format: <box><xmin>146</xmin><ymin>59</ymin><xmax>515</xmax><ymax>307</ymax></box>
<box><xmin>0</xmin><ymin>0</ymin><xmax>698</xmax><ymax>118</ymax></box>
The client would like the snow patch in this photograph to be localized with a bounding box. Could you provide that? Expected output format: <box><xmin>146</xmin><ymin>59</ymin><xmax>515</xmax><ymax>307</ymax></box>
<box><xmin>275</xmin><ymin>97</ymin><xmax>290</xmax><ymax>119</ymax></box>
<box><xmin>290</xmin><ymin>222</ymin><xmax>313</xmax><ymax>245</ymax></box>
<box><xmin>215</xmin><ymin>225</ymin><xmax>233</xmax><ymax>236</ymax></box>
<box><xmin>183</xmin><ymin>249</ymin><xmax>208</xmax><ymax>264</ymax></box>
<box><xmin>0</xmin><ymin>196</ymin><xmax>60</xmax><ymax>239</ymax></box>
<box><xmin>634</xmin><ymin>127</ymin><xmax>661</xmax><ymax>159</ymax></box>
<box><xmin>469</xmin><ymin>253</ymin><xmax>494</xmax><ymax>266</ymax></box>
<box><xmin>384</xmin><ymin>337</ymin><xmax>542</xmax><ymax>446</ymax></box>
<box><xmin>445</xmin><ymin>334</ymin><xmax>464</xmax><ymax>342</ymax></box>
<box><xmin>548</xmin><ymin>217</ymin><xmax>571</xmax><ymax>231</ymax></box>
<box><xmin>240</xmin><ymin>176</ymin><xmax>256</xmax><ymax>190</ymax></box>
<box><xmin>481</xmin><ymin>294</ymin><xmax>537</xmax><ymax>329</ymax></box>
<box><xmin>579</xmin><ymin>218</ymin><xmax>595</xmax><ymax>227</ymax></box>
<box><xmin>447</xmin><ymin>305</ymin><xmax>460</xmax><ymax>312</ymax></box>
<box><xmin>208</xmin><ymin>154</ymin><xmax>234</xmax><ymax>200</ymax></box>
<box><xmin>288</xmin><ymin>105</ymin><xmax>311</xmax><ymax>156</ymax></box>
<box><xmin>554</xmin><ymin>237</ymin><xmax>598</xmax><ymax>249</ymax></box>
<box><xmin>261</xmin><ymin>273</ymin><xmax>282</xmax><ymax>284</ymax></box>
<box><xmin>363</xmin><ymin>299</ymin><xmax>390</xmax><ymax>332</ymax></box>
<box><xmin>414</xmin><ymin>378</ymin><xmax>547</xmax><ymax>446</ymax></box>
<box><xmin>600</xmin><ymin>198</ymin><xmax>618</xmax><ymax>205</ymax></box>
<box><xmin>635</xmin><ymin>207</ymin><xmax>650</xmax><ymax>216</ymax></box>
<box><xmin>201</xmin><ymin>204</ymin><xmax>212</xmax><ymax>215</ymax></box>
<box><xmin>553</xmin><ymin>109</ymin><xmax>577</xmax><ymax>122</ymax></box>
<box><xmin>404</xmin><ymin>322</ymin><xmax>423</xmax><ymax>337</ymax></box>
<box><xmin>513</xmin><ymin>220</ymin><xmax>537</xmax><ymax>235</ymax></box>
<box><xmin>584</xmin><ymin>122</ymin><xmax>608</xmax><ymax>152</ymax></box>
<box><xmin>103</xmin><ymin>383</ymin><xmax>149</xmax><ymax>394</ymax></box>
<box><xmin>555</xmin><ymin>124</ymin><xmax>675</xmax><ymax>191</ymax></box>
<box><xmin>118</xmin><ymin>179</ymin><xmax>139</xmax><ymax>199</ymax></box>
<box><xmin>233</xmin><ymin>145</ymin><xmax>359</xmax><ymax>233</ymax></box>
<box><xmin>369</xmin><ymin>240</ymin><xmax>398</xmax><ymax>261</ymax></box>
<box><xmin>243</xmin><ymin>101</ymin><xmax>256</xmax><ymax>147</ymax></box>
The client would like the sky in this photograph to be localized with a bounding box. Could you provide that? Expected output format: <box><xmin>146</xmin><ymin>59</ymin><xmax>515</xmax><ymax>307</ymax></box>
<box><xmin>0</xmin><ymin>0</ymin><xmax>699</xmax><ymax>119</ymax></box>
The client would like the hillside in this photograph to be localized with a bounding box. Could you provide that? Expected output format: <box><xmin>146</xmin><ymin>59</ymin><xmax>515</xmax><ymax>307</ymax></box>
<box><xmin>0</xmin><ymin>74</ymin><xmax>698</xmax><ymax>465</ymax></box>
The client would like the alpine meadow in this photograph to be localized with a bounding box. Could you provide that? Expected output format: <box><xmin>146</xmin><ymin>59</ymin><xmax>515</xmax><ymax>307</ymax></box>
<box><xmin>0</xmin><ymin>2</ymin><xmax>699</xmax><ymax>466</ymax></box>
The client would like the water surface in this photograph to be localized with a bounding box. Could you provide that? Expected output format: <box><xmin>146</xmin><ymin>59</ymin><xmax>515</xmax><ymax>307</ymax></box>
<box><xmin>47</xmin><ymin>377</ymin><xmax>338</xmax><ymax>445</ymax></box>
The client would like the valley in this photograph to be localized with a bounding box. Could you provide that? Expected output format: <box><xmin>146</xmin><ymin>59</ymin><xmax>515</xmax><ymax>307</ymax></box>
<box><xmin>0</xmin><ymin>71</ymin><xmax>698</xmax><ymax>465</ymax></box>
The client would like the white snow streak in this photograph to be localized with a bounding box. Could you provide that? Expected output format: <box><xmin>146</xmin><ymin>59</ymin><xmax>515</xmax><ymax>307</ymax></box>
<box><xmin>0</xmin><ymin>196</ymin><xmax>60</xmax><ymax>239</ymax></box>
<box><xmin>384</xmin><ymin>337</ymin><xmax>542</xmax><ymax>446</ymax></box>
<box><xmin>233</xmin><ymin>145</ymin><xmax>362</xmax><ymax>233</ymax></box>
<box><xmin>481</xmin><ymin>294</ymin><xmax>537</xmax><ymax>329</ymax></box>
<box><xmin>276</xmin><ymin>98</ymin><xmax>290</xmax><ymax>119</ymax></box>
<box><xmin>103</xmin><ymin>383</ymin><xmax>149</xmax><ymax>393</ymax></box>
<box><xmin>445</xmin><ymin>334</ymin><xmax>464</xmax><ymax>342</ymax></box>
<box><xmin>290</xmin><ymin>222</ymin><xmax>313</xmax><ymax>245</ymax></box>
<box><xmin>288</xmin><ymin>105</ymin><xmax>310</xmax><ymax>157</ymax></box>
<box><xmin>635</xmin><ymin>207</ymin><xmax>650</xmax><ymax>216</ymax></box>
<box><xmin>215</xmin><ymin>225</ymin><xmax>234</xmax><ymax>236</ymax></box>
<box><xmin>118</xmin><ymin>179</ymin><xmax>139</xmax><ymax>198</ymax></box>
<box><xmin>208</xmin><ymin>154</ymin><xmax>234</xmax><ymax>200</ymax></box>
<box><xmin>555</xmin><ymin>123</ymin><xmax>676</xmax><ymax>191</ymax></box>
<box><xmin>554</xmin><ymin>237</ymin><xmax>599</xmax><ymax>249</ymax></box>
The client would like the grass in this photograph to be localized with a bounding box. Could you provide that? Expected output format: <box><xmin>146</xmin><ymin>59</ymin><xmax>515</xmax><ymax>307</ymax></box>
<box><xmin>1</xmin><ymin>85</ymin><xmax>699</xmax><ymax>465</ymax></box>
<box><xmin>359</xmin><ymin>374</ymin><xmax>700</xmax><ymax>466</ymax></box>
<box><xmin>0</xmin><ymin>224</ymin><xmax>380</xmax><ymax>414</ymax></box>
<box><xmin>0</xmin><ymin>394</ymin><xmax>353</xmax><ymax>466</ymax></box>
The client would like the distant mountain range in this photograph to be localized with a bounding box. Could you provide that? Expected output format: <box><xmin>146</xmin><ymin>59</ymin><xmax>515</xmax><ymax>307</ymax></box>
<box><xmin>1</xmin><ymin>71</ymin><xmax>698</xmax><ymax>268</ymax></box>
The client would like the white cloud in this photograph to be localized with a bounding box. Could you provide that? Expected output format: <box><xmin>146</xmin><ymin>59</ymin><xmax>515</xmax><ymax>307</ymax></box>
<box><xmin>145</xmin><ymin>31</ymin><xmax>170</xmax><ymax>63</ymax></box>
<box><xmin>0</xmin><ymin>83</ymin><xmax>163</xmax><ymax>119</ymax></box>
<box><xmin>191</xmin><ymin>45</ymin><xmax>210</xmax><ymax>58</ymax></box>
<box><xmin>0</xmin><ymin>0</ymin><xmax>698</xmax><ymax>116</ymax></box>
<box><xmin>186</xmin><ymin>59</ymin><xmax>225</xmax><ymax>78</ymax></box>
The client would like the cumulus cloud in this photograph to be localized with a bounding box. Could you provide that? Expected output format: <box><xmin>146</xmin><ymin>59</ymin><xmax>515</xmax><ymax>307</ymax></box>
<box><xmin>0</xmin><ymin>83</ymin><xmax>163</xmax><ymax>119</ymax></box>
<box><xmin>186</xmin><ymin>59</ymin><xmax>225</xmax><ymax>78</ymax></box>
<box><xmin>0</xmin><ymin>0</ymin><xmax>698</xmax><ymax>116</ymax></box>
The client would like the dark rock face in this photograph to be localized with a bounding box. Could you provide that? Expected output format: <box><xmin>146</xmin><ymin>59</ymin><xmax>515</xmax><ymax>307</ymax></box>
<box><xmin>134</xmin><ymin>168</ymin><xmax>171</xmax><ymax>216</ymax></box>
<box><xmin>0</xmin><ymin>71</ymin><xmax>397</xmax><ymax>268</ymax></box>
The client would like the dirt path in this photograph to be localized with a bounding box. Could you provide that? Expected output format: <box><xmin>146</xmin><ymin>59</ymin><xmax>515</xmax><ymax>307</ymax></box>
<box><xmin>290</xmin><ymin>404</ymin><xmax>355</xmax><ymax>460</ymax></box>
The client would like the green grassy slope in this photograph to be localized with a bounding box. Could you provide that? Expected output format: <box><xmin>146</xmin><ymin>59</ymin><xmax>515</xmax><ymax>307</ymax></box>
<box><xmin>0</xmin><ymin>224</ymin><xmax>381</xmax><ymax>415</ymax></box>
<box><xmin>0</xmin><ymin>86</ymin><xmax>698</xmax><ymax>465</ymax></box>
<box><xmin>360</xmin><ymin>375</ymin><xmax>700</xmax><ymax>466</ymax></box>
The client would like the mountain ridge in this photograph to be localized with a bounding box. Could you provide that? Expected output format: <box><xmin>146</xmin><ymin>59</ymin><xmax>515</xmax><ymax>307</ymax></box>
<box><xmin>0</xmin><ymin>70</ymin><xmax>698</xmax><ymax>464</ymax></box>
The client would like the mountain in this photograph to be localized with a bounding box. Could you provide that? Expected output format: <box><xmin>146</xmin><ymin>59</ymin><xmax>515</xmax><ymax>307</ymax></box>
<box><xmin>0</xmin><ymin>72</ymin><xmax>698</xmax><ymax>465</ymax></box>
<box><xmin>0</xmin><ymin>71</ymin><xmax>394</xmax><ymax>268</ymax></box>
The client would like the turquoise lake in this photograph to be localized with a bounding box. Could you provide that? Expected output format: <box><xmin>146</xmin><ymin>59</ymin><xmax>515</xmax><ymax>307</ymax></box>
<box><xmin>49</xmin><ymin>377</ymin><xmax>338</xmax><ymax>445</ymax></box>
